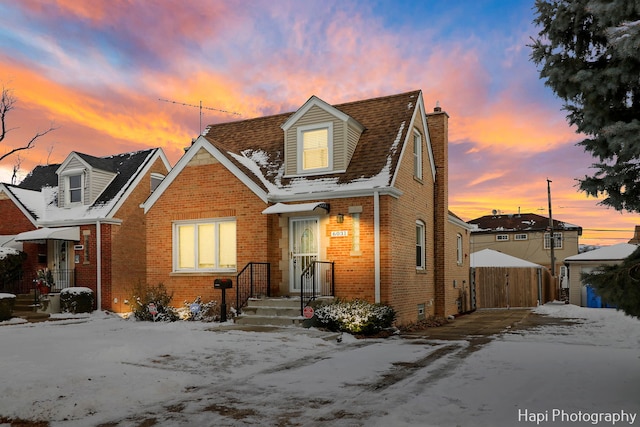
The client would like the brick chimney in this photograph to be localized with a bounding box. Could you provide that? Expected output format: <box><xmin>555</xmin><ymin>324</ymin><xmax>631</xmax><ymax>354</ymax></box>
<box><xmin>629</xmin><ymin>225</ymin><xmax>640</xmax><ymax>244</ymax></box>
<box><xmin>426</xmin><ymin>102</ymin><xmax>449</xmax><ymax>317</ymax></box>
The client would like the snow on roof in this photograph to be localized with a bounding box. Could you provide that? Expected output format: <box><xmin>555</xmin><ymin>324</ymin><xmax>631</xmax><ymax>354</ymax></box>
<box><xmin>2</xmin><ymin>185</ymin><xmax>45</xmax><ymax>219</ymax></box>
<box><xmin>228</xmin><ymin>121</ymin><xmax>405</xmax><ymax>197</ymax></box>
<box><xmin>564</xmin><ymin>243</ymin><xmax>638</xmax><ymax>262</ymax></box>
<box><xmin>471</xmin><ymin>249</ymin><xmax>542</xmax><ymax>268</ymax></box>
<box><xmin>6</xmin><ymin>149</ymin><xmax>160</xmax><ymax>225</ymax></box>
<box><xmin>0</xmin><ymin>247</ymin><xmax>19</xmax><ymax>260</ymax></box>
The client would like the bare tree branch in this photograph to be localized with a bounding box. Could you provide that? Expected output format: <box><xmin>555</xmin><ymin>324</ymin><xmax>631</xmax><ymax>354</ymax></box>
<box><xmin>0</xmin><ymin>85</ymin><xmax>16</xmax><ymax>143</ymax></box>
<box><xmin>11</xmin><ymin>155</ymin><xmax>22</xmax><ymax>185</ymax></box>
<box><xmin>0</xmin><ymin>84</ymin><xmax>59</xmax><ymax>163</ymax></box>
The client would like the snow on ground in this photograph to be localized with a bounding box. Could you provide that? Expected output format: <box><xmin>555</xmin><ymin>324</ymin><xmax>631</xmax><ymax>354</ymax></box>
<box><xmin>0</xmin><ymin>304</ymin><xmax>639</xmax><ymax>426</ymax></box>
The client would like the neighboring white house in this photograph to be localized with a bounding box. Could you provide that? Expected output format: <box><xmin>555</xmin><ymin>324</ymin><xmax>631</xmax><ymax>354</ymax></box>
<box><xmin>563</xmin><ymin>243</ymin><xmax>638</xmax><ymax>307</ymax></box>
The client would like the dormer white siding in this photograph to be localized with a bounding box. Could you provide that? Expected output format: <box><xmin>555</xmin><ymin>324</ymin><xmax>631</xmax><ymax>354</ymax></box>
<box><xmin>282</xmin><ymin>96</ymin><xmax>364</xmax><ymax>177</ymax></box>
<box><xmin>56</xmin><ymin>154</ymin><xmax>116</xmax><ymax>207</ymax></box>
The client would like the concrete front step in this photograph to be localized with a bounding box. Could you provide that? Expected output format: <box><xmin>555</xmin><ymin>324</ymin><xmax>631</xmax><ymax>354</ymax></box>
<box><xmin>245</xmin><ymin>297</ymin><xmax>301</xmax><ymax>308</ymax></box>
<box><xmin>234</xmin><ymin>314</ymin><xmax>306</xmax><ymax>326</ymax></box>
<box><xmin>235</xmin><ymin>296</ymin><xmax>334</xmax><ymax>327</ymax></box>
<box><xmin>13</xmin><ymin>294</ymin><xmax>41</xmax><ymax>312</ymax></box>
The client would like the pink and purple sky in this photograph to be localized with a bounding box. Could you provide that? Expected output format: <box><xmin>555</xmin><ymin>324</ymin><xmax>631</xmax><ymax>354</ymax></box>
<box><xmin>0</xmin><ymin>0</ymin><xmax>637</xmax><ymax>246</ymax></box>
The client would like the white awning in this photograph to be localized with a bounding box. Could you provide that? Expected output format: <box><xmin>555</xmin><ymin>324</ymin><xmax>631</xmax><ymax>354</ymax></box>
<box><xmin>15</xmin><ymin>227</ymin><xmax>80</xmax><ymax>242</ymax></box>
<box><xmin>262</xmin><ymin>202</ymin><xmax>330</xmax><ymax>215</ymax></box>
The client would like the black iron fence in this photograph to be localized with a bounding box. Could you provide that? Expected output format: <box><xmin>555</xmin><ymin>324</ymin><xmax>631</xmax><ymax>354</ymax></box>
<box><xmin>236</xmin><ymin>262</ymin><xmax>270</xmax><ymax>313</ymax></box>
<box><xmin>300</xmin><ymin>260</ymin><xmax>334</xmax><ymax>316</ymax></box>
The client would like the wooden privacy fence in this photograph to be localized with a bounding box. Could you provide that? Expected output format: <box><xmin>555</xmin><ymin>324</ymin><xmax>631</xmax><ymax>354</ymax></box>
<box><xmin>472</xmin><ymin>267</ymin><xmax>553</xmax><ymax>308</ymax></box>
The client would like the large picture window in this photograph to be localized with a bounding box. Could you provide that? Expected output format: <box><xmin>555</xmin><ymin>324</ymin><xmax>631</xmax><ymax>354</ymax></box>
<box><xmin>174</xmin><ymin>219</ymin><xmax>236</xmax><ymax>272</ymax></box>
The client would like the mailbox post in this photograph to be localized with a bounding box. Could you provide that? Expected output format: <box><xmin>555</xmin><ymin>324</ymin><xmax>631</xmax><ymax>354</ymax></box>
<box><xmin>214</xmin><ymin>278</ymin><xmax>232</xmax><ymax>322</ymax></box>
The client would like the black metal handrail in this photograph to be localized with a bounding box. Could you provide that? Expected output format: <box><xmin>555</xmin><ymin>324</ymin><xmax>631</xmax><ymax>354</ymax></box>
<box><xmin>236</xmin><ymin>262</ymin><xmax>270</xmax><ymax>313</ymax></box>
<box><xmin>300</xmin><ymin>260</ymin><xmax>334</xmax><ymax>316</ymax></box>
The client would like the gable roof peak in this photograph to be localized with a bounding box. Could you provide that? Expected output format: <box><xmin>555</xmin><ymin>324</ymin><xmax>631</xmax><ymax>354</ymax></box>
<box><xmin>281</xmin><ymin>94</ymin><xmax>362</xmax><ymax>131</ymax></box>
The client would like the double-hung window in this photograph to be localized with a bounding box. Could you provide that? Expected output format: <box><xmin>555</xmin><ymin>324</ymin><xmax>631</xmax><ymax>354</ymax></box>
<box><xmin>174</xmin><ymin>219</ymin><xmax>236</xmax><ymax>272</ymax></box>
<box><xmin>62</xmin><ymin>171</ymin><xmax>84</xmax><ymax>205</ymax></box>
<box><xmin>544</xmin><ymin>232</ymin><xmax>563</xmax><ymax>249</ymax></box>
<box><xmin>416</xmin><ymin>220</ymin><xmax>425</xmax><ymax>270</ymax></box>
<box><xmin>297</xmin><ymin>122</ymin><xmax>333</xmax><ymax>173</ymax></box>
<box><xmin>413</xmin><ymin>130</ymin><xmax>423</xmax><ymax>180</ymax></box>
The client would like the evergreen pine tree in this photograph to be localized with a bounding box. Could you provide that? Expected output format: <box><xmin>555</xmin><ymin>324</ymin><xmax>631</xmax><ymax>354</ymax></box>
<box><xmin>531</xmin><ymin>1</ymin><xmax>640</xmax><ymax>317</ymax></box>
<box><xmin>530</xmin><ymin>0</ymin><xmax>640</xmax><ymax>212</ymax></box>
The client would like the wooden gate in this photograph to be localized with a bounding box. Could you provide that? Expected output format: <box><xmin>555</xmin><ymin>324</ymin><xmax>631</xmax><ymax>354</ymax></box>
<box><xmin>472</xmin><ymin>267</ymin><xmax>552</xmax><ymax>308</ymax></box>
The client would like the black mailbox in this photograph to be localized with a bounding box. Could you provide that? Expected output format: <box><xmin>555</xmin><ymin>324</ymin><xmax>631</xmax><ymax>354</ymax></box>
<box><xmin>214</xmin><ymin>278</ymin><xmax>232</xmax><ymax>322</ymax></box>
<box><xmin>214</xmin><ymin>278</ymin><xmax>232</xmax><ymax>289</ymax></box>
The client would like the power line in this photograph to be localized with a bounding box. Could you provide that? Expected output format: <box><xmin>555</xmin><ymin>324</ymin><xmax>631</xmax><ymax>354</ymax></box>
<box><xmin>582</xmin><ymin>228</ymin><xmax>634</xmax><ymax>232</ymax></box>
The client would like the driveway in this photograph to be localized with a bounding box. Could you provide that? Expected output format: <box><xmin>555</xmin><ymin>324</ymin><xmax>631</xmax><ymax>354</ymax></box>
<box><xmin>401</xmin><ymin>307</ymin><xmax>576</xmax><ymax>341</ymax></box>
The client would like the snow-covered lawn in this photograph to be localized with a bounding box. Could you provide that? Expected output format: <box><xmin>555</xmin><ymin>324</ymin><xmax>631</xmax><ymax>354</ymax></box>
<box><xmin>0</xmin><ymin>303</ymin><xmax>638</xmax><ymax>426</ymax></box>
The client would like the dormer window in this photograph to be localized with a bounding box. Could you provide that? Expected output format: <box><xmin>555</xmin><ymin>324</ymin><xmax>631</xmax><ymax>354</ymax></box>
<box><xmin>68</xmin><ymin>174</ymin><xmax>82</xmax><ymax>203</ymax></box>
<box><xmin>281</xmin><ymin>95</ymin><xmax>364</xmax><ymax>177</ymax></box>
<box><xmin>60</xmin><ymin>169</ymin><xmax>85</xmax><ymax>206</ymax></box>
<box><xmin>297</xmin><ymin>122</ymin><xmax>333</xmax><ymax>174</ymax></box>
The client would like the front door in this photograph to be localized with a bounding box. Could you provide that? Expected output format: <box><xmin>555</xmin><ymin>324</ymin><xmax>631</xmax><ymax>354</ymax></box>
<box><xmin>52</xmin><ymin>240</ymin><xmax>70</xmax><ymax>288</ymax></box>
<box><xmin>290</xmin><ymin>217</ymin><xmax>319</xmax><ymax>293</ymax></box>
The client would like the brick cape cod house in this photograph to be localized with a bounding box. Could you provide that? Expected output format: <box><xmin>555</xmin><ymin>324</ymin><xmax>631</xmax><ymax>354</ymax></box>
<box><xmin>143</xmin><ymin>90</ymin><xmax>473</xmax><ymax>325</ymax></box>
<box><xmin>0</xmin><ymin>149</ymin><xmax>170</xmax><ymax>310</ymax></box>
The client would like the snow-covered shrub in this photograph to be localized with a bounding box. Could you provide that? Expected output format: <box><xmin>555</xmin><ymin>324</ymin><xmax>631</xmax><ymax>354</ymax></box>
<box><xmin>0</xmin><ymin>293</ymin><xmax>16</xmax><ymax>321</ymax></box>
<box><xmin>177</xmin><ymin>297</ymin><xmax>219</xmax><ymax>322</ymax></box>
<box><xmin>60</xmin><ymin>287</ymin><xmax>94</xmax><ymax>313</ymax></box>
<box><xmin>314</xmin><ymin>299</ymin><xmax>396</xmax><ymax>335</ymax></box>
<box><xmin>127</xmin><ymin>282</ymin><xmax>178</xmax><ymax>322</ymax></box>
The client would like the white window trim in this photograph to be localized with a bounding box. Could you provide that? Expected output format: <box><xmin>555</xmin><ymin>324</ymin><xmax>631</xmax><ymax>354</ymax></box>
<box><xmin>515</xmin><ymin>234</ymin><xmax>528</xmax><ymax>241</ymax></box>
<box><xmin>544</xmin><ymin>232</ymin><xmax>563</xmax><ymax>249</ymax></box>
<box><xmin>496</xmin><ymin>234</ymin><xmax>509</xmax><ymax>241</ymax></box>
<box><xmin>296</xmin><ymin>121</ymin><xmax>333</xmax><ymax>175</ymax></box>
<box><xmin>172</xmin><ymin>218</ymin><xmax>237</xmax><ymax>273</ymax></box>
<box><xmin>413</xmin><ymin>130</ymin><xmax>423</xmax><ymax>180</ymax></box>
<box><xmin>456</xmin><ymin>233</ymin><xmax>463</xmax><ymax>265</ymax></box>
<box><xmin>61</xmin><ymin>169</ymin><xmax>85</xmax><ymax>206</ymax></box>
<box><xmin>416</xmin><ymin>220</ymin><xmax>426</xmax><ymax>270</ymax></box>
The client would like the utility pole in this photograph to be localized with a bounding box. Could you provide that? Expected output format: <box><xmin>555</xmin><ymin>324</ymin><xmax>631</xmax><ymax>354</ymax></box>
<box><xmin>547</xmin><ymin>178</ymin><xmax>555</xmax><ymax>277</ymax></box>
<box><xmin>158</xmin><ymin>98</ymin><xmax>241</xmax><ymax>134</ymax></box>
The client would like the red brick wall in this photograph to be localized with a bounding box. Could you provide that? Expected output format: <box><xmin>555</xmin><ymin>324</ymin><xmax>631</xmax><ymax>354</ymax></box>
<box><xmin>383</xmin><ymin>128</ymin><xmax>437</xmax><ymax>325</ymax></box>
<box><xmin>146</xmin><ymin>152</ymin><xmax>269</xmax><ymax>306</ymax></box>
<box><xmin>0</xmin><ymin>195</ymin><xmax>40</xmax><ymax>287</ymax></box>
<box><xmin>106</xmin><ymin>157</ymin><xmax>169</xmax><ymax>312</ymax></box>
<box><xmin>323</xmin><ymin>198</ymin><xmax>376</xmax><ymax>301</ymax></box>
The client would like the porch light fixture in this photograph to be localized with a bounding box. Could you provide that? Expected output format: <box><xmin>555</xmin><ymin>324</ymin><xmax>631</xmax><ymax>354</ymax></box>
<box><xmin>336</xmin><ymin>213</ymin><xmax>344</xmax><ymax>224</ymax></box>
